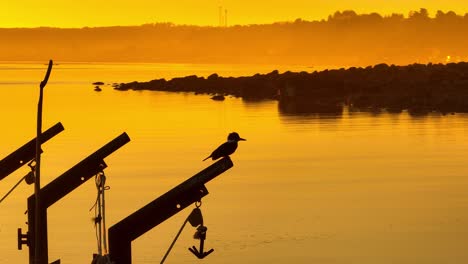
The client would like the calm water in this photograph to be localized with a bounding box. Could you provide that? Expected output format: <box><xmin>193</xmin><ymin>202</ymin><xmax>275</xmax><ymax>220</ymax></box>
<box><xmin>1</xmin><ymin>62</ymin><xmax>468</xmax><ymax>264</ymax></box>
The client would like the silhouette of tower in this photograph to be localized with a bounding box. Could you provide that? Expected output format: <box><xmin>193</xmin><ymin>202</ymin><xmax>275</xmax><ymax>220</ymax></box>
<box><xmin>218</xmin><ymin>5</ymin><xmax>228</xmax><ymax>27</ymax></box>
<box><xmin>225</xmin><ymin>9</ymin><xmax>228</xmax><ymax>27</ymax></box>
<box><xmin>219</xmin><ymin>6</ymin><xmax>223</xmax><ymax>27</ymax></box>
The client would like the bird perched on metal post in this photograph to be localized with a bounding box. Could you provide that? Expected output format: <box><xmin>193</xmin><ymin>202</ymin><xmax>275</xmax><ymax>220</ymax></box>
<box><xmin>203</xmin><ymin>132</ymin><xmax>246</xmax><ymax>161</ymax></box>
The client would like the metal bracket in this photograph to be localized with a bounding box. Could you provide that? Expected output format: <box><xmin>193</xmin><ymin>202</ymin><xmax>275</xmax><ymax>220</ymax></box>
<box><xmin>17</xmin><ymin>228</ymin><xmax>29</xmax><ymax>250</ymax></box>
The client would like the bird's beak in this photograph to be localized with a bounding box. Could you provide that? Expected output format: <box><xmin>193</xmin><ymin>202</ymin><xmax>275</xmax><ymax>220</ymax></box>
<box><xmin>239</xmin><ymin>138</ymin><xmax>246</xmax><ymax>141</ymax></box>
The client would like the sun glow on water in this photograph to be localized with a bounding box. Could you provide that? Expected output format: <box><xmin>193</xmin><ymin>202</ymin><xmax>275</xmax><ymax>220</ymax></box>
<box><xmin>1</xmin><ymin>63</ymin><xmax>468</xmax><ymax>263</ymax></box>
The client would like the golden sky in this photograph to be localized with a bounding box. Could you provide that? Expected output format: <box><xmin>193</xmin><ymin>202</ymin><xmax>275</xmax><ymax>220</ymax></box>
<box><xmin>1</xmin><ymin>0</ymin><xmax>467</xmax><ymax>28</ymax></box>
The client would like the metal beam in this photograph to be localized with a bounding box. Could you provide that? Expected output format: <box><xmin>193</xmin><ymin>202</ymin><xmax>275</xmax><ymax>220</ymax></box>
<box><xmin>108</xmin><ymin>157</ymin><xmax>233</xmax><ymax>264</ymax></box>
<box><xmin>0</xmin><ymin>122</ymin><xmax>64</xmax><ymax>181</ymax></box>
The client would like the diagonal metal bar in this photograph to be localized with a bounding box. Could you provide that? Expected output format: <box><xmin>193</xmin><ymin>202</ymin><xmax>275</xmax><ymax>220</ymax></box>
<box><xmin>109</xmin><ymin>157</ymin><xmax>233</xmax><ymax>264</ymax></box>
<box><xmin>0</xmin><ymin>122</ymin><xmax>64</xmax><ymax>181</ymax></box>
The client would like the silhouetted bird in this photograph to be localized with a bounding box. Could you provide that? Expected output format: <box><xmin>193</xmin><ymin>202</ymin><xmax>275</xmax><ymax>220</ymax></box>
<box><xmin>203</xmin><ymin>132</ymin><xmax>246</xmax><ymax>161</ymax></box>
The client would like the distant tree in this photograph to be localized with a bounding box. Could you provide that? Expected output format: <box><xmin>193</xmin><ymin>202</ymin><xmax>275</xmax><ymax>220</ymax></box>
<box><xmin>365</xmin><ymin>12</ymin><xmax>383</xmax><ymax>21</ymax></box>
<box><xmin>328</xmin><ymin>11</ymin><xmax>341</xmax><ymax>21</ymax></box>
<box><xmin>329</xmin><ymin>10</ymin><xmax>358</xmax><ymax>21</ymax></box>
<box><xmin>436</xmin><ymin>10</ymin><xmax>461</xmax><ymax>22</ymax></box>
<box><xmin>386</xmin><ymin>13</ymin><xmax>404</xmax><ymax>22</ymax></box>
<box><xmin>436</xmin><ymin>10</ymin><xmax>445</xmax><ymax>19</ymax></box>
<box><xmin>341</xmin><ymin>10</ymin><xmax>358</xmax><ymax>19</ymax></box>
<box><xmin>409</xmin><ymin>8</ymin><xmax>430</xmax><ymax>20</ymax></box>
<box><xmin>294</xmin><ymin>18</ymin><xmax>304</xmax><ymax>24</ymax></box>
<box><xmin>446</xmin><ymin>11</ymin><xmax>457</xmax><ymax>17</ymax></box>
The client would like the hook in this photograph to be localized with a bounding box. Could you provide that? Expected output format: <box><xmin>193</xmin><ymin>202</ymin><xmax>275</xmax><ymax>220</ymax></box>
<box><xmin>189</xmin><ymin>225</ymin><xmax>214</xmax><ymax>259</ymax></box>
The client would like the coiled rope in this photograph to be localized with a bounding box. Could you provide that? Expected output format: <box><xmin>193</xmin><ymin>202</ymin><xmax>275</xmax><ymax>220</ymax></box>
<box><xmin>90</xmin><ymin>171</ymin><xmax>111</xmax><ymax>264</ymax></box>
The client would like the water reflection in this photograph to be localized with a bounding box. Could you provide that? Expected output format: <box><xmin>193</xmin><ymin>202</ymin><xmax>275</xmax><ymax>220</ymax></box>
<box><xmin>2</xmin><ymin>63</ymin><xmax>468</xmax><ymax>264</ymax></box>
<box><xmin>278</xmin><ymin>99</ymin><xmax>343</xmax><ymax>116</ymax></box>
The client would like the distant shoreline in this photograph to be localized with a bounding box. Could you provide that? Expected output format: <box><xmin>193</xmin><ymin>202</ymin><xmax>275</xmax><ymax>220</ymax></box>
<box><xmin>2</xmin><ymin>10</ymin><xmax>468</xmax><ymax>66</ymax></box>
<box><xmin>116</xmin><ymin>62</ymin><xmax>468</xmax><ymax>115</ymax></box>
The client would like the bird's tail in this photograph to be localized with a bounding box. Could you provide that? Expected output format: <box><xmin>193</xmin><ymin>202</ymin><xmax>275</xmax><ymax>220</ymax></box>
<box><xmin>202</xmin><ymin>155</ymin><xmax>211</xmax><ymax>161</ymax></box>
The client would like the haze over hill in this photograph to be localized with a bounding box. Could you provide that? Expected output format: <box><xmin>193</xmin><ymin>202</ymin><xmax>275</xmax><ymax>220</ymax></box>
<box><xmin>2</xmin><ymin>9</ymin><xmax>468</xmax><ymax>66</ymax></box>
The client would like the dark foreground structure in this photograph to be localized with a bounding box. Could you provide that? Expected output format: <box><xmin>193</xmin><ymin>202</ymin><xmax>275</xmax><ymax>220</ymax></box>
<box><xmin>3</xmin><ymin>60</ymin><xmax>235</xmax><ymax>264</ymax></box>
<box><xmin>116</xmin><ymin>62</ymin><xmax>468</xmax><ymax>114</ymax></box>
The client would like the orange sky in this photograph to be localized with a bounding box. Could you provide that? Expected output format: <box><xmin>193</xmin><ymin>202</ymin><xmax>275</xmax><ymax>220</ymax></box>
<box><xmin>1</xmin><ymin>0</ymin><xmax>468</xmax><ymax>28</ymax></box>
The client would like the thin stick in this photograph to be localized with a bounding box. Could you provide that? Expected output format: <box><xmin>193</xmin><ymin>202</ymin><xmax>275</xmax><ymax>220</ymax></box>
<box><xmin>34</xmin><ymin>60</ymin><xmax>53</xmax><ymax>264</ymax></box>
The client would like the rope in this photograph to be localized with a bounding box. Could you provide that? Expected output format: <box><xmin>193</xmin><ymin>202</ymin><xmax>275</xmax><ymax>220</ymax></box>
<box><xmin>0</xmin><ymin>174</ymin><xmax>28</xmax><ymax>204</ymax></box>
<box><xmin>90</xmin><ymin>171</ymin><xmax>111</xmax><ymax>263</ymax></box>
<box><xmin>160</xmin><ymin>203</ymin><xmax>203</xmax><ymax>264</ymax></box>
<box><xmin>0</xmin><ymin>161</ymin><xmax>35</xmax><ymax>205</ymax></box>
<box><xmin>160</xmin><ymin>214</ymin><xmax>190</xmax><ymax>264</ymax></box>
<box><xmin>101</xmin><ymin>174</ymin><xmax>109</xmax><ymax>254</ymax></box>
<box><xmin>97</xmin><ymin>175</ymin><xmax>102</xmax><ymax>255</ymax></box>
